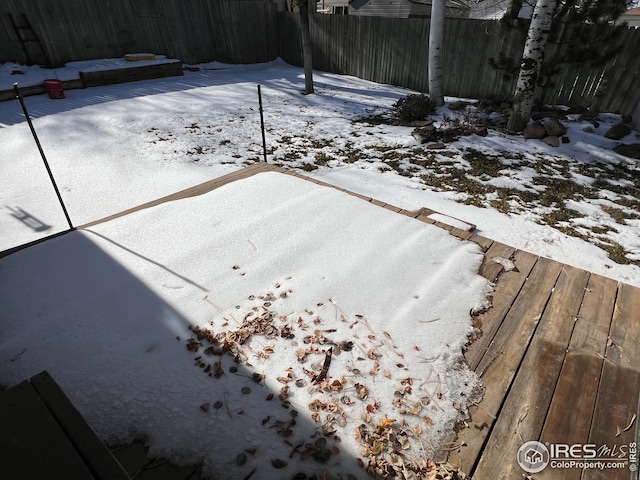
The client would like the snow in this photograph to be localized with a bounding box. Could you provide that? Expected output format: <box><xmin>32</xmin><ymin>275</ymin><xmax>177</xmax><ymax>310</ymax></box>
<box><xmin>1</xmin><ymin>172</ymin><xmax>490</xmax><ymax>478</ymax></box>
<box><xmin>1</xmin><ymin>58</ymin><xmax>639</xmax><ymax>477</ymax></box>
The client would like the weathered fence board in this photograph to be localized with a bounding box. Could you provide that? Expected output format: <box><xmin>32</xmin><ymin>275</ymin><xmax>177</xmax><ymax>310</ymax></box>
<box><xmin>0</xmin><ymin>0</ymin><xmax>279</xmax><ymax>66</ymax></box>
<box><xmin>0</xmin><ymin>1</ymin><xmax>637</xmax><ymax>115</ymax></box>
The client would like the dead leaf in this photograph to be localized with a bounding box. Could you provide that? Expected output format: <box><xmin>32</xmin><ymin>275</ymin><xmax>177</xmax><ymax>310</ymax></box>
<box><xmin>426</xmin><ymin>458</ymin><xmax>437</xmax><ymax>480</ymax></box>
<box><xmin>355</xmin><ymin>383</ymin><xmax>369</xmax><ymax>400</ymax></box>
<box><xmin>379</xmin><ymin>417</ymin><xmax>395</xmax><ymax>429</ymax></box>
<box><xmin>367</xmin><ymin>348</ymin><xmax>382</xmax><ymax>360</ymax></box>
<box><xmin>330</xmin><ymin>379</ymin><xmax>344</xmax><ymax>391</ymax></box>
<box><xmin>271</xmin><ymin>458</ymin><xmax>288</xmax><ymax>468</ymax></box>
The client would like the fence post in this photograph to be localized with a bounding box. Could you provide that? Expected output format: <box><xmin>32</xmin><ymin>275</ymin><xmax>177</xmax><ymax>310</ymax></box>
<box><xmin>14</xmin><ymin>83</ymin><xmax>74</xmax><ymax>230</ymax></box>
<box><xmin>258</xmin><ymin>84</ymin><xmax>268</xmax><ymax>163</ymax></box>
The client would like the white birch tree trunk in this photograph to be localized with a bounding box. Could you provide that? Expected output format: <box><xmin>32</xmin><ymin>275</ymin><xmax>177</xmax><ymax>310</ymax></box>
<box><xmin>428</xmin><ymin>0</ymin><xmax>445</xmax><ymax>107</ymax></box>
<box><xmin>507</xmin><ymin>0</ymin><xmax>558</xmax><ymax>132</ymax></box>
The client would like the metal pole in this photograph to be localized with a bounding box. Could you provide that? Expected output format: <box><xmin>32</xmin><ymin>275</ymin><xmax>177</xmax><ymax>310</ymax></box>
<box><xmin>257</xmin><ymin>84</ymin><xmax>268</xmax><ymax>163</ymax></box>
<box><xmin>14</xmin><ymin>83</ymin><xmax>74</xmax><ymax>230</ymax></box>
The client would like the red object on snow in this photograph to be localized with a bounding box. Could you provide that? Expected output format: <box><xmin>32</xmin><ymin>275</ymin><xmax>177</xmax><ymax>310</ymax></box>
<box><xmin>44</xmin><ymin>79</ymin><xmax>65</xmax><ymax>99</ymax></box>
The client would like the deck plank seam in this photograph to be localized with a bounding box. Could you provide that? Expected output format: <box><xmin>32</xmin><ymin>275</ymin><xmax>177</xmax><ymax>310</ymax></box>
<box><xmin>469</xmin><ymin>252</ymin><xmax>542</xmax><ymax>373</ymax></box>
<box><xmin>583</xmin><ymin>279</ymin><xmax>622</xmax><ymax>450</ymax></box>
<box><xmin>468</xmin><ymin>264</ymin><xmax>567</xmax><ymax>478</ymax></box>
<box><xmin>535</xmin><ymin>270</ymin><xmax>594</xmax><ymax>442</ymax></box>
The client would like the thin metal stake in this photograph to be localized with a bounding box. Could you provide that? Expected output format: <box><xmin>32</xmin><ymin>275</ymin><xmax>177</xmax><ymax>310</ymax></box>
<box><xmin>257</xmin><ymin>84</ymin><xmax>268</xmax><ymax>163</ymax></box>
<box><xmin>14</xmin><ymin>83</ymin><xmax>73</xmax><ymax>230</ymax></box>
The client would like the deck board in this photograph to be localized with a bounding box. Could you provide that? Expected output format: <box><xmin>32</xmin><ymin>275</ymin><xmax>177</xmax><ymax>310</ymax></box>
<box><xmin>30</xmin><ymin>371</ymin><xmax>130</xmax><ymax>480</ymax></box>
<box><xmin>0</xmin><ymin>380</ymin><xmax>95</xmax><ymax>480</ymax></box>
<box><xmin>111</xmin><ymin>441</ymin><xmax>151</xmax><ymax>477</ymax></box>
<box><xmin>465</xmin><ymin>249</ymin><xmax>539</xmax><ymax>372</ymax></box>
<box><xmin>585</xmin><ymin>282</ymin><xmax>640</xmax><ymax>480</ymax></box>
<box><xmin>455</xmin><ymin>256</ymin><xmax>563</xmax><ymax>473</ymax></box>
<box><xmin>477</xmin><ymin>241</ymin><xmax>516</xmax><ymax>282</ymax></box>
<box><xmin>537</xmin><ymin>274</ymin><xmax>618</xmax><ymax>479</ymax></box>
<box><xmin>472</xmin><ymin>266</ymin><xmax>591</xmax><ymax>479</ymax></box>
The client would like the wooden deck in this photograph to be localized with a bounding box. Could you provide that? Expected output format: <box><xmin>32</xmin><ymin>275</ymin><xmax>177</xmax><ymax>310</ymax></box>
<box><xmin>79</xmin><ymin>162</ymin><xmax>640</xmax><ymax>478</ymax></box>
<box><xmin>456</xmin><ymin>238</ymin><xmax>640</xmax><ymax>479</ymax></box>
<box><xmin>6</xmin><ymin>163</ymin><xmax>639</xmax><ymax>479</ymax></box>
<box><xmin>261</xmin><ymin>163</ymin><xmax>640</xmax><ymax>479</ymax></box>
<box><xmin>0</xmin><ymin>370</ymin><xmax>201</xmax><ymax>480</ymax></box>
<box><xmin>0</xmin><ymin>371</ymin><xmax>130</xmax><ymax>480</ymax></box>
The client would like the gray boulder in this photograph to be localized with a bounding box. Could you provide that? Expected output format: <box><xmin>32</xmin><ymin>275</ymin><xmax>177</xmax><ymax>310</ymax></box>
<box><xmin>542</xmin><ymin>136</ymin><xmax>560</xmax><ymax>147</ymax></box>
<box><xmin>523</xmin><ymin>121</ymin><xmax>546</xmax><ymax>140</ymax></box>
<box><xmin>614</xmin><ymin>143</ymin><xmax>640</xmax><ymax>160</ymax></box>
<box><xmin>604</xmin><ymin>123</ymin><xmax>631</xmax><ymax>140</ymax></box>
<box><xmin>544</xmin><ymin>118</ymin><xmax>567</xmax><ymax>137</ymax></box>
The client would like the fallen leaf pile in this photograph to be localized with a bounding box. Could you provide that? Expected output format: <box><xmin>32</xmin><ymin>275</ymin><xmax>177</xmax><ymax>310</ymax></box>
<box><xmin>182</xmin><ymin>277</ymin><xmax>481</xmax><ymax>479</ymax></box>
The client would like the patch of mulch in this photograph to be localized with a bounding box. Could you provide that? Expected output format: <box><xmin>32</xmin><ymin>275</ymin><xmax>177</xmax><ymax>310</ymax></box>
<box><xmin>412</xmin><ymin>121</ymin><xmax>488</xmax><ymax>144</ymax></box>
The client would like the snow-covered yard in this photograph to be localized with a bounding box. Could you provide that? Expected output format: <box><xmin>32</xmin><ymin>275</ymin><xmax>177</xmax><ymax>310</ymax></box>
<box><xmin>1</xmin><ymin>59</ymin><xmax>639</xmax><ymax>479</ymax></box>
<box><xmin>2</xmin><ymin>59</ymin><xmax>639</xmax><ymax>286</ymax></box>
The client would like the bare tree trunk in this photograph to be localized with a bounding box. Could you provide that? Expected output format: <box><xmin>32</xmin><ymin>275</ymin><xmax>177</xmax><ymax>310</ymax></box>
<box><xmin>507</xmin><ymin>0</ymin><xmax>558</xmax><ymax>133</ymax></box>
<box><xmin>502</xmin><ymin>0</ymin><xmax>524</xmax><ymax>24</ymax></box>
<box><xmin>428</xmin><ymin>0</ymin><xmax>445</xmax><ymax>107</ymax></box>
<box><xmin>299</xmin><ymin>0</ymin><xmax>314</xmax><ymax>95</ymax></box>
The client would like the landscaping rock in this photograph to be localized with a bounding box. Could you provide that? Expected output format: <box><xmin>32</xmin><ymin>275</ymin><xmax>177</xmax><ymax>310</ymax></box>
<box><xmin>614</xmin><ymin>143</ymin><xmax>640</xmax><ymax>160</ymax></box>
<box><xmin>544</xmin><ymin>118</ymin><xmax>568</xmax><ymax>137</ymax></box>
<box><xmin>523</xmin><ymin>121</ymin><xmax>547</xmax><ymax>140</ymax></box>
<box><xmin>474</xmin><ymin>127</ymin><xmax>489</xmax><ymax>137</ymax></box>
<box><xmin>542</xmin><ymin>136</ymin><xmax>560</xmax><ymax>147</ymax></box>
<box><xmin>427</xmin><ymin>142</ymin><xmax>446</xmax><ymax>149</ymax></box>
<box><xmin>411</xmin><ymin>123</ymin><xmax>486</xmax><ymax>144</ymax></box>
<box><xmin>561</xmin><ymin>136</ymin><xmax>570</xmax><ymax>144</ymax></box>
<box><xmin>411</xmin><ymin>131</ymin><xmax>428</xmax><ymax>144</ymax></box>
<box><xmin>604</xmin><ymin>123</ymin><xmax>631</xmax><ymax>140</ymax></box>
<box><xmin>411</xmin><ymin>123</ymin><xmax>436</xmax><ymax>143</ymax></box>
<box><xmin>583</xmin><ymin>126</ymin><xmax>595</xmax><ymax>134</ymax></box>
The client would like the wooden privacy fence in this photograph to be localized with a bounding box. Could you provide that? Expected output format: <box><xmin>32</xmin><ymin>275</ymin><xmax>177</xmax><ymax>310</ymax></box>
<box><xmin>0</xmin><ymin>0</ymin><xmax>279</xmax><ymax>66</ymax></box>
<box><xmin>279</xmin><ymin>13</ymin><xmax>640</xmax><ymax>117</ymax></box>
<box><xmin>0</xmin><ymin>0</ymin><xmax>638</xmax><ymax>116</ymax></box>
